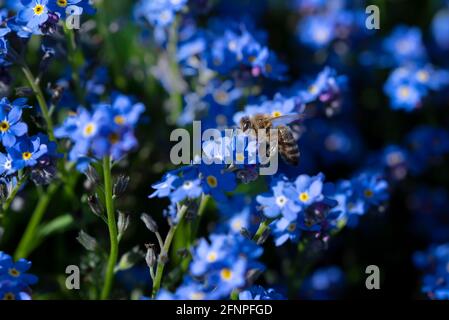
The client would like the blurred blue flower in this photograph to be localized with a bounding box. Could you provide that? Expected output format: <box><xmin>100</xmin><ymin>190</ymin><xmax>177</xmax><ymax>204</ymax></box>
<box><xmin>298</xmin><ymin>15</ymin><xmax>335</xmax><ymax>49</ymax></box>
<box><xmin>239</xmin><ymin>285</ymin><xmax>286</xmax><ymax>300</ymax></box>
<box><xmin>383</xmin><ymin>25</ymin><xmax>427</xmax><ymax>65</ymax></box>
<box><xmin>299</xmin><ymin>266</ymin><xmax>345</xmax><ymax>300</ymax></box>
<box><xmin>432</xmin><ymin>9</ymin><xmax>449</xmax><ymax>50</ymax></box>
<box><xmin>414</xmin><ymin>243</ymin><xmax>449</xmax><ymax>300</ymax></box>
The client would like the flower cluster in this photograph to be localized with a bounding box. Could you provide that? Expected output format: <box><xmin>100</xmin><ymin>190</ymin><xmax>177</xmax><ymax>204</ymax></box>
<box><xmin>55</xmin><ymin>93</ymin><xmax>145</xmax><ymax>171</ymax></box>
<box><xmin>382</xmin><ymin>25</ymin><xmax>449</xmax><ymax>111</ymax></box>
<box><xmin>295</xmin><ymin>1</ymin><xmax>368</xmax><ymax>49</ymax></box>
<box><xmin>0</xmin><ymin>252</ymin><xmax>37</xmax><ymax>300</ymax></box>
<box><xmin>414</xmin><ymin>244</ymin><xmax>449</xmax><ymax>300</ymax></box>
<box><xmin>157</xmin><ymin>233</ymin><xmax>264</xmax><ymax>300</ymax></box>
<box><xmin>0</xmin><ymin>97</ymin><xmax>57</xmax><ymax>183</ymax></box>
<box><xmin>4</xmin><ymin>0</ymin><xmax>95</xmax><ymax>37</ymax></box>
<box><xmin>150</xmin><ymin>164</ymin><xmax>237</xmax><ymax>222</ymax></box>
<box><xmin>257</xmin><ymin>170</ymin><xmax>389</xmax><ymax>246</ymax></box>
<box><xmin>239</xmin><ymin>286</ymin><xmax>286</xmax><ymax>300</ymax></box>
<box><xmin>134</xmin><ymin>0</ymin><xmax>187</xmax><ymax>28</ymax></box>
<box><xmin>299</xmin><ymin>266</ymin><xmax>345</xmax><ymax>300</ymax></box>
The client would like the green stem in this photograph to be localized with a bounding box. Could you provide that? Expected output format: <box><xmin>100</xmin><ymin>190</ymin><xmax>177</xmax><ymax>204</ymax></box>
<box><xmin>21</xmin><ymin>65</ymin><xmax>55</xmax><ymax>141</ymax></box>
<box><xmin>253</xmin><ymin>219</ymin><xmax>274</xmax><ymax>242</ymax></box>
<box><xmin>152</xmin><ymin>205</ymin><xmax>188</xmax><ymax>298</ymax></box>
<box><xmin>14</xmin><ymin>183</ymin><xmax>59</xmax><ymax>259</ymax></box>
<box><xmin>100</xmin><ymin>156</ymin><xmax>118</xmax><ymax>300</ymax></box>
<box><xmin>190</xmin><ymin>194</ymin><xmax>210</xmax><ymax>242</ymax></box>
<box><xmin>63</xmin><ymin>26</ymin><xmax>84</xmax><ymax>104</ymax></box>
<box><xmin>167</xmin><ymin>17</ymin><xmax>183</xmax><ymax>124</ymax></box>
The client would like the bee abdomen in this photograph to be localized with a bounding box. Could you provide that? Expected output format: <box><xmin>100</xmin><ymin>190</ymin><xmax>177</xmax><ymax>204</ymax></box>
<box><xmin>278</xmin><ymin>127</ymin><xmax>300</xmax><ymax>166</ymax></box>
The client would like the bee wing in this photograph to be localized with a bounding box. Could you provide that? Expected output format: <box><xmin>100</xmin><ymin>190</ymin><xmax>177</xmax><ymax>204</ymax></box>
<box><xmin>271</xmin><ymin>114</ymin><xmax>304</xmax><ymax>128</ymax></box>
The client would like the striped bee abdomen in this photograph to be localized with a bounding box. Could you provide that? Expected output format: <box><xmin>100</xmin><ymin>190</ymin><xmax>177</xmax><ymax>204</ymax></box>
<box><xmin>278</xmin><ymin>126</ymin><xmax>300</xmax><ymax>166</ymax></box>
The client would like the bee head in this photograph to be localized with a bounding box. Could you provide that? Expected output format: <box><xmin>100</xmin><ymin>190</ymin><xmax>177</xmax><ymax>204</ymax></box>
<box><xmin>240</xmin><ymin>116</ymin><xmax>251</xmax><ymax>132</ymax></box>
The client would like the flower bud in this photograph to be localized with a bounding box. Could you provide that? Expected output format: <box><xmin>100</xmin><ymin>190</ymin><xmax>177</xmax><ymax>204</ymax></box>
<box><xmin>87</xmin><ymin>194</ymin><xmax>104</xmax><ymax>218</ymax></box>
<box><xmin>77</xmin><ymin>230</ymin><xmax>98</xmax><ymax>251</ymax></box>
<box><xmin>85</xmin><ymin>166</ymin><xmax>100</xmax><ymax>186</ymax></box>
<box><xmin>113</xmin><ymin>175</ymin><xmax>130</xmax><ymax>198</ymax></box>
<box><xmin>141</xmin><ymin>213</ymin><xmax>158</xmax><ymax>233</ymax></box>
<box><xmin>145</xmin><ymin>244</ymin><xmax>157</xmax><ymax>268</ymax></box>
<box><xmin>117</xmin><ymin>211</ymin><xmax>130</xmax><ymax>236</ymax></box>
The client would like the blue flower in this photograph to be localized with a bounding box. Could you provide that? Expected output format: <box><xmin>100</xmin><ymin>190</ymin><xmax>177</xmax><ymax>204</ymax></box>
<box><xmin>256</xmin><ymin>176</ymin><xmax>300</xmax><ymax>221</ymax></box>
<box><xmin>383</xmin><ymin>25</ymin><xmax>427</xmax><ymax>64</ymax></box>
<box><xmin>7</xmin><ymin>135</ymin><xmax>48</xmax><ymax>170</ymax></box>
<box><xmin>298</xmin><ymin>15</ymin><xmax>335</xmax><ymax>49</ymax></box>
<box><xmin>0</xmin><ymin>103</ymin><xmax>29</xmax><ymax>147</ymax></box>
<box><xmin>17</xmin><ymin>0</ymin><xmax>50</xmax><ymax>32</ymax></box>
<box><xmin>294</xmin><ymin>173</ymin><xmax>326</xmax><ymax>207</ymax></box>
<box><xmin>134</xmin><ymin>0</ymin><xmax>187</xmax><ymax>28</ymax></box>
<box><xmin>199</xmin><ymin>164</ymin><xmax>236</xmax><ymax>201</ymax></box>
<box><xmin>186</xmin><ymin>233</ymin><xmax>264</xmax><ymax>299</ymax></box>
<box><xmin>432</xmin><ymin>9</ymin><xmax>449</xmax><ymax>50</ymax></box>
<box><xmin>0</xmin><ymin>152</ymin><xmax>15</xmax><ymax>175</ymax></box>
<box><xmin>0</xmin><ymin>252</ymin><xmax>37</xmax><ymax>300</ymax></box>
<box><xmin>239</xmin><ymin>286</ymin><xmax>286</xmax><ymax>300</ymax></box>
<box><xmin>149</xmin><ymin>166</ymin><xmax>205</xmax><ymax>208</ymax></box>
<box><xmin>299</xmin><ymin>266</ymin><xmax>345</xmax><ymax>300</ymax></box>
<box><xmin>271</xmin><ymin>217</ymin><xmax>302</xmax><ymax>246</ymax></box>
<box><xmin>0</xmin><ymin>253</ymin><xmax>38</xmax><ymax>287</ymax></box>
<box><xmin>414</xmin><ymin>244</ymin><xmax>449</xmax><ymax>300</ymax></box>
<box><xmin>55</xmin><ymin>94</ymin><xmax>144</xmax><ymax>171</ymax></box>
<box><xmin>48</xmin><ymin>0</ymin><xmax>95</xmax><ymax>19</ymax></box>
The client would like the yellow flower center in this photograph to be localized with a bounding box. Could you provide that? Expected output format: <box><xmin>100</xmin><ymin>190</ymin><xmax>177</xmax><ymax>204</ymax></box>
<box><xmin>207</xmin><ymin>252</ymin><xmax>217</xmax><ymax>263</ymax></box>
<box><xmin>364</xmin><ymin>189</ymin><xmax>374</xmax><ymax>198</ymax></box>
<box><xmin>190</xmin><ymin>292</ymin><xmax>205</xmax><ymax>300</ymax></box>
<box><xmin>236</xmin><ymin>153</ymin><xmax>245</xmax><ymax>163</ymax></box>
<box><xmin>417</xmin><ymin>70</ymin><xmax>429</xmax><ymax>82</ymax></box>
<box><xmin>299</xmin><ymin>192</ymin><xmax>309</xmax><ymax>202</ymax></box>
<box><xmin>206</xmin><ymin>175</ymin><xmax>218</xmax><ymax>188</ymax></box>
<box><xmin>398</xmin><ymin>86</ymin><xmax>410</xmax><ymax>98</ymax></box>
<box><xmin>57</xmin><ymin>0</ymin><xmax>68</xmax><ymax>7</ymax></box>
<box><xmin>8</xmin><ymin>268</ymin><xmax>20</xmax><ymax>277</ymax></box>
<box><xmin>109</xmin><ymin>133</ymin><xmax>120</xmax><ymax>144</ymax></box>
<box><xmin>214</xmin><ymin>91</ymin><xmax>229</xmax><ymax>104</ymax></box>
<box><xmin>231</xmin><ymin>219</ymin><xmax>242</xmax><ymax>231</ymax></box>
<box><xmin>308</xmin><ymin>85</ymin><xmax>318</xmax><ymax>94</ymax></box>
<box><xmin>248</xmin><ymin>56</ymin><xmax>257</xmax><ymax>63</ymax></box>
<box><xmin>33</xmin><ymin>4</ymin><xmax>45</xmax><ymax>15</ymax></box>
<box><xmin>83</xmin><ymin>123</ymin><xmax>96</xmax><ymax>137</ymax></box>
<box><xmin>287</xmin><ymin>223</ymin><xmax>297</xmax><ymax>232</ymax></box>
<box><xmin>22</xmin><ymin>152</ymin><xmax>32</xmax><ymax>161</ymax></box>
<box><xmin>114</xmin><ymin>115</ymin><xmax>126</xmax><ymax>125</ymax></box>
<box><xmin>220</xmin><ymin>268</ymin><xmax>233</xmax><ymax>281</ymax></box>
<box><xmin>272</xmin><ymin>111</ymin><xmax>282</xmax><ymax>117</ymax></box>
<box><xmin>3</xmin><ymin>293</ymin><xmax>15</xmax><ymax>300</ymax></box>
<box><xmin>0</xmin><ymin>120</ymin><xmax>9</xmax><ymax>133</ymax></box>
<box><xmin>265</xmin><ymin>64</ymin><xmax>273</xmax><ymax>73</ymax></box>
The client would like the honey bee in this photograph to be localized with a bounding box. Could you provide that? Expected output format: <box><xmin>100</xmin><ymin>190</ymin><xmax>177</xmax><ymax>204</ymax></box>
<box><xmin>239</xmin><ymin>113</ymin><xmax>303</xmax><ymax>166</ymax></box>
